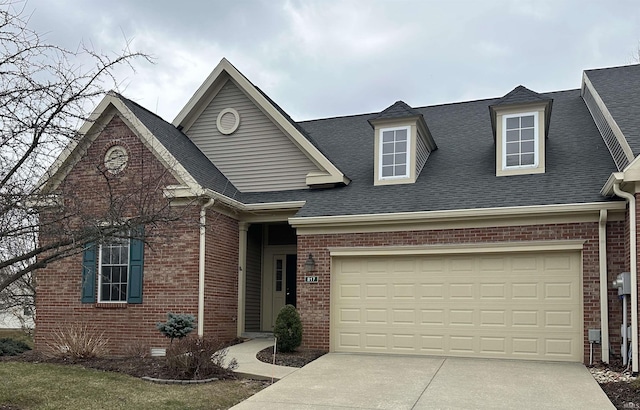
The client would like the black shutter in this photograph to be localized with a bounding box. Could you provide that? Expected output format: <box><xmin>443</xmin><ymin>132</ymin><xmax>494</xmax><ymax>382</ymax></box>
<box><xmin>81</xmin><ymin>244</ymin><xmax>97</xmax><ymax>303</ymax></box>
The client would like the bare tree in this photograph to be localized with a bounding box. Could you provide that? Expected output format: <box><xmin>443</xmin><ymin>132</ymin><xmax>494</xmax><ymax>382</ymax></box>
<box><xmin>0</xmin><ymin>1</ymin><xmax>181</xmax><ymax>299</ymax></box>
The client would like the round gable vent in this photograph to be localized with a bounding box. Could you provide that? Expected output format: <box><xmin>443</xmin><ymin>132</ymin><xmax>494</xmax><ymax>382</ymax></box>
<box><xmin>104</xmin><ymin>145</ymin><xmax>129</xmax><ymax>174</ymax></box>
<box><xmin>216</xmin><ymin>108</ymin><xmax>240</xmax><ymax>135</ymax></box>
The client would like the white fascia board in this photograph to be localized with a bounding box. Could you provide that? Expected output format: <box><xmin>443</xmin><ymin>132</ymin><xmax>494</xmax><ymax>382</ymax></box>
<box><xmin>173</xmin><ymin>58</ymin><xmax>349</xmax><ymax>186</ymax></box>
<box><xmin>289</xmin><ymin>201</ymin><xmax>626</xmax><ymax>228</ymax></box>
<box><xmin>164</xmin><ymin>185</ymin><xmax>306</xmax><ymax>213</ymax></box>
<box><xmin>37</xmin><ymin>94</ymin><xmax>116</xmax><ymax>191</ymax></box>
<box><xmin>582</xmin><ymin>72</ymin><xmax>635</xmax><ymax>163</ymax></box>
<box><xmin>172</xmin><ymin>61</ymin><xmax>227</xmax><ymax>127</ymax></box>
<box><xmin>244</xmin><ymin>201</ymin><xmax>306</xmax><ymax>211</ymax></box>
<box><xmin>601</xmin><ymin>172</ymin><xmax>625</xmax><ymax>196</ymax></box>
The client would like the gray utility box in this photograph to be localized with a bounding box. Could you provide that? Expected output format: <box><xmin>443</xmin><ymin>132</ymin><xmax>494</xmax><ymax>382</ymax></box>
<box><xmin>612</xmin><ymin>272</ymin><xmax>631</xmax><ymax>295</ymax></box>
<box><xmin>588</xmin><ymin>329</ymin><xmax>601</xmax><ymax>343</ymax></box>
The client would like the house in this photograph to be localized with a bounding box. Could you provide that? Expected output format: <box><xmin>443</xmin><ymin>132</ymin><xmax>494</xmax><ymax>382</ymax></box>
<box><xmin>35</xmin><ymin>58</ymin><xmax>640</xmax><ymax>371</ymax></box>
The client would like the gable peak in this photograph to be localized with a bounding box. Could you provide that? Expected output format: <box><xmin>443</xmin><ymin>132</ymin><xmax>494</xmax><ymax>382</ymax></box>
<box><xmin>493</xmin><ymin>85</ymin><xmax>550</xmax><ymax>107</ymax></box>
<box><xmin>371</xmin><ymin>100</ymin><xmax>422</xmax><ymax>122</ymax></box>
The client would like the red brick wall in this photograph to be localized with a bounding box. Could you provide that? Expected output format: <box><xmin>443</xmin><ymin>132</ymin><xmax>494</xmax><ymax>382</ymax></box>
<box><xmin>297</xmin><ymin>221</ymin><xmax>626</xmax><ymax>364</ymax></box>
<box><xmin>203</xmin><ymin>210</ymin><xmax>239</xmax><ymax>341</ymax></box>
<box><xmin>35</xmin><ymin>114</ymin><xmax>236</xmax><ymax>355</ymax></box>
<box><xmin>607</xmin><ymin>219</ymin><xmax>627</xmax><ymax>358</ymax></box>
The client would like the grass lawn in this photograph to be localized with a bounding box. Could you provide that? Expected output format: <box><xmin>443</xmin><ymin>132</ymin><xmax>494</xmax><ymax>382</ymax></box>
<box><xmin>0</xmin><ymin>362</ymin><xmax>265</xmax><ymax>410</ymax></box>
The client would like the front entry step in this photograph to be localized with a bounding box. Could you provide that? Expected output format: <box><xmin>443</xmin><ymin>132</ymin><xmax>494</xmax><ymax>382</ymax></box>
<box><xmin>242</xmin><ymin>332</ymin><xmax>274</xmax><ymax>339</ymax></box>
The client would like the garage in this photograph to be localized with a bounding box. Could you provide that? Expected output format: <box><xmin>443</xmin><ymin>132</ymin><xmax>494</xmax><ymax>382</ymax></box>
<box><xmin>331</xmin><ymin>251</ymin><xmax>582</xmax><ymax>361</ymax></box>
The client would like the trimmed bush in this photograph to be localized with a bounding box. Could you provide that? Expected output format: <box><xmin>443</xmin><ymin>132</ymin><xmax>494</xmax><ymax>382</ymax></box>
<box><xmin>156</xmin><ymin>312</ymin><xmax>195</xmax><ymax>343</ymax></box>
<box><xmin>274</xmin><ymin>304</ymin><xmax>302</xmax><ymax>353</ymax></box>
<box><xmin>0</xmin><ymin>338</ymin><xmax>31</xmax><ymax>356</ymax></box>
<box><xmin>166</xmin><ymin>336</ymin><xmax>238</xmax><ymax>380</ymax></box>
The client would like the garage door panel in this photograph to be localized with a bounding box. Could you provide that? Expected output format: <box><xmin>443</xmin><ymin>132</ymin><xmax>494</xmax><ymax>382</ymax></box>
<box><xmin>420</xmin><ymin>283</ymin><xmax>445</xmax><ymax>299</ymax></box>
<box><xmin>332</xmin><ymin>252</ymin><xmax>582</xmax><ymax>362</ymax></box>
<box><xmin>480</xmin><ymin>283</ymin><xmax>506</xmax><ymax>299</ymax></box>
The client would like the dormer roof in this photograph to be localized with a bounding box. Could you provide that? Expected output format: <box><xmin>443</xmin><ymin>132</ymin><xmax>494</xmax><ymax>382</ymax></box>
<box><xmin>492</xmin><ymin>85</ymin><xmax>550</xmax><ymax>106</ymax></box>
<box><xmin>369</xmin><ymin>100</ymin><xmax>423</xmax><ymax>121</ymax></box>
<box><xmin>489</xmin><ymin>85</ymin><xmax>553</xmax><ymax>140</ymax></box>
<box><xmin>369</xmin><ymin>100</ymin><xmax>437</xmax><ymax>152</ymax></box>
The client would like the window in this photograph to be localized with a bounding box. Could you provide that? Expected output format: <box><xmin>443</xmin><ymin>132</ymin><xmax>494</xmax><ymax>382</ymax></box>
<box><xmin>81</xmin><ymin>227</ymin><xmax>145</xmax><ymax>304</ymax></box>
<box><xmin>503</xmin><ymin>112</ymin><xmax>538</xmax><ymax>169</ymax></box>
<box><xmin>98</xmin><ymin>238</ymin><xmax>130</xmax><ymax>302</ymax></box>
<box><xmin>380</xmin><ymin>126</ymin><xmax>410</xmax><ymax>179</ymax></box>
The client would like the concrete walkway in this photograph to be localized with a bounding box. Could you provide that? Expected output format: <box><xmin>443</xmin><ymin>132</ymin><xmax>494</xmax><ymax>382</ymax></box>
<box><xmin>226</xmin><ymin>338</ymin><xmax>298</xmax><ymax>381</ymax></box>
<box><xmin>231</xmin><ymin>353</ymin><xmax>615</xmax><ymax>410</ymax></box>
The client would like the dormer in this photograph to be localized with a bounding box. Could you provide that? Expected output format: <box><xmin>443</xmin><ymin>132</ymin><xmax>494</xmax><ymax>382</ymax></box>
<box><xmin>489</xmin><ymin>86</ymin><xmax>553</xmax><ymax>177</ymax></box>
<box><xmin>368</xmin><ymin>101</ymin><xmax>437</xmax><ymax>185</ymax></box>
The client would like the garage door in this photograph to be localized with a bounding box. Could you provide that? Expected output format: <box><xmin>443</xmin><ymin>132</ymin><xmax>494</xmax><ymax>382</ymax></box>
<box><xmin>332</xmin><ymin>252</ymin><xmax>582</xmax><ymax>361</ymax></box>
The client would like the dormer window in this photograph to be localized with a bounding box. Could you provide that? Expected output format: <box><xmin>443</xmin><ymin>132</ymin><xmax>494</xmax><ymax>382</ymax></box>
<box><xmin>368</xmin><ymin>101</ymin><xmax>437</xmax><ymax>186</ymax></box>
<box><xmin>489</xmin><ymin>86</ymin><xmax>552</xmax><ymax>177</ymax></box>
<box><xmin>380</xmin><ymin>126</ymin><xmax>410</xmax><ymax>179</ymax></box>
<box><xmin>503</xmin><ymin>112</ymin><xmax>538</xmax><ymax>169</ymax></box>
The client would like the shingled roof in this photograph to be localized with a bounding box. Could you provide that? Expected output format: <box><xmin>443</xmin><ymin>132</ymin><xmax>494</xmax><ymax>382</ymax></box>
<box><xmin>240</xmin><ymin>88</ymin><xmax>619</xmax><ymax>216</ymax></box>
<box><xmin>492</xmin><ymin>85</ymin><xmax>551</xmax><ymax>106</ymax></box>
<box><xmin>369</xmin><ymin>100</ymin><xmax>423</xmax><ymax>121</ymax></box>
<box><xmin>585</xmin><ymin>64</ymin><xmax>640</xmax><ymax>156</ymax></box>
<box><xmin>117</xmin><ymin>94</ymin><xmax>240</xmax><ymax>199</ymax></box>
<box><xmin>113</xmin><ymin>68</ymin><xmax>625</xmax><ymax>217</ymax></box>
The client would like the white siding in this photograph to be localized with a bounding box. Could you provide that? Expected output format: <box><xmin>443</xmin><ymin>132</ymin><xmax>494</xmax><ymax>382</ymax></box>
<box><xmin>186</xmin><ymin>80</ymin><xmax>320</xmax><ymax>192</ymax></box>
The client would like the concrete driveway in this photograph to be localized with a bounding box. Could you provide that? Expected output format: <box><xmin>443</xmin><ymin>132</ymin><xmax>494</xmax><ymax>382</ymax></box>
<box><xmin>232</xmin><ymin>353</ymin><xmax>614</xmax><ymax>409</ymax></box>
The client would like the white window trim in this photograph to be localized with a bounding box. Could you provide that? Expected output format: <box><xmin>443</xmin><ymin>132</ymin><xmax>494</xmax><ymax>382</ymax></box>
<box><xmin>378</xmin><ymin>125</ymin><xmax>411</xmax><ymax>180</ymax></box>
<box><xmin>97</xmin><ymin>239</ymin><xmax>130</xmax><ymax>303</ymax></box>
<box><xmin>502</xmin><ymin>111</ymin><xmax>539</xmax><ymax>170</ymax></box>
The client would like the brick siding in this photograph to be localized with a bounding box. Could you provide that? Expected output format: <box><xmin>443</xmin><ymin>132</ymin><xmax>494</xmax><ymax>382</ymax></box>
<box><xmin>35</xmin><ymin>115</ymin><xmax>238</xmax><ymax>355</ymax></box>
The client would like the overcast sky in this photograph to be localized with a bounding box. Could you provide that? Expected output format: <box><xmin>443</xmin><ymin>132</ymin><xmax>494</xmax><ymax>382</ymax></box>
<box><xmin>25</xmin><ymin>0</ymin><xmax>640</xmax><ymax>122</ymax></box>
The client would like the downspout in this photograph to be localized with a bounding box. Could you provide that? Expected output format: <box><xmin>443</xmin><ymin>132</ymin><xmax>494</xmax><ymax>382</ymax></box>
<box><xmin>599</xmin><ymin>209</ymin><xmax>610</xmax><ymax>363</ymax></box>
<box><xmin>198</xmin><ymin>198</ymin><xmax>215</xmax><ymax>337</ymax></box>
<box><xmin>613</xmin><ymin>183</ymin><xmax>638</xmax><ymax>374</ymax></box>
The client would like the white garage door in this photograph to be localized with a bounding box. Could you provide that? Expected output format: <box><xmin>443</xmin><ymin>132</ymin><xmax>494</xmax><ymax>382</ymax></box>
<box><xmin>332</xmin><ymin>252</ymin><xmax>582</xmax><ymax>361</ymax></box>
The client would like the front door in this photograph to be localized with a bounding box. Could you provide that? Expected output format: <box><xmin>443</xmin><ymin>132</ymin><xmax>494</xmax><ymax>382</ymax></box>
<box><xmin>272</xmin><ymin>254</ymin><xmax>297</xmax><ymax>326</ymax></box>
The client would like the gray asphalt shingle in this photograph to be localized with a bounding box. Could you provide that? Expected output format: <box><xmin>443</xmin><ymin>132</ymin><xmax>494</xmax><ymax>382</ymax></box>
<box><xmin>117</xmin><ymin>94</ymin><xmax>241</xmax><ymax>200</ymax></box>
<box><xmin>114</xmin><ymin>74</ymin><xmax>624</xmax><ymax>218</ymax></box>
<box><xmin>585</xmin><ymin>64</ymin><xmax>640</xmax><ymax>156</ymax></box>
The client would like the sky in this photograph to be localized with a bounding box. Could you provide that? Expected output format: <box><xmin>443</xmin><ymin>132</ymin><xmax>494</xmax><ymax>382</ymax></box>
<box><xmin>22</xmin><ymin>0</ymin><xmax>640</xmax><ymax>122</ymax></box>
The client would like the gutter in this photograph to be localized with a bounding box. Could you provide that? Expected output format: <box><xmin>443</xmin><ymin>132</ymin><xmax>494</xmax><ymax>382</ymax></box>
<box><xmin>613</xmin><ymin>182</ymin><xmax>639</xmax><ymax>374</ymax></box>
<box><xmin>599</xmin><ymin>209</ymin><xmax>610</xmax><ymax>363</ymax></box>
<box><xmin>290</xmin><ymin>202</ymin><xmax>626</xmax><ymax>229</ymax></box>
<box><xmin>198</xmin><ymin>198</ymin><xmax>215</xmax><ymax>337</ymax></box>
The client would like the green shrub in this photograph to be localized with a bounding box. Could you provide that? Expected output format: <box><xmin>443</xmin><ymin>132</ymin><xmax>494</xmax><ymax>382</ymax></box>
<box><xmin>274</xmin><ymin>304</ymin><xmax>302</xmax><ymax>353</ymax></box>
<box><xmin>166</xmin><ymin>336</ymin><xmax>238</xmax><ymax>380</ymax></box>
<box><xmin>0</xmin><ymin>338</ymin><xmax>31</xmax><ymax>356</ymax></box>
<box><xmin>156</xmin><ymin>312</ymin><xmax>195</xmax><ymax>343</ymax></box>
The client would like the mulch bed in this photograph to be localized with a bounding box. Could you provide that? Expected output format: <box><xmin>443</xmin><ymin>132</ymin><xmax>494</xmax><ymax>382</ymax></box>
<box><xmin>255</xmin><ymin>346</ymin><xmax>326</xmax><ymax>368</ymax></box>
<box><xmin>600</xmin><ymin>382</ymin><xmax>640</xmax><ymax>409</ymax></box>
<box><xmin>589</xmin><ymin>359</ymin><xmax>640</xmax><ymax>409</ymax></box>
<box><xmin>0</xmin><ymin>349</ymin><xmax>234</xmax><ymax>380</ymax></box>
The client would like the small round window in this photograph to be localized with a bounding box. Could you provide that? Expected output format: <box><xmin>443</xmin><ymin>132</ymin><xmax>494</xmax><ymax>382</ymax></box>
<box><xmin>104</xmin><ymin>145</ymin><xmax>129</xmax><ymax>174</ymax></box>
<box><xmin>216</xmin><ymin>108</ymin><xmax>240</xmax><ymax>135</ymax></box>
